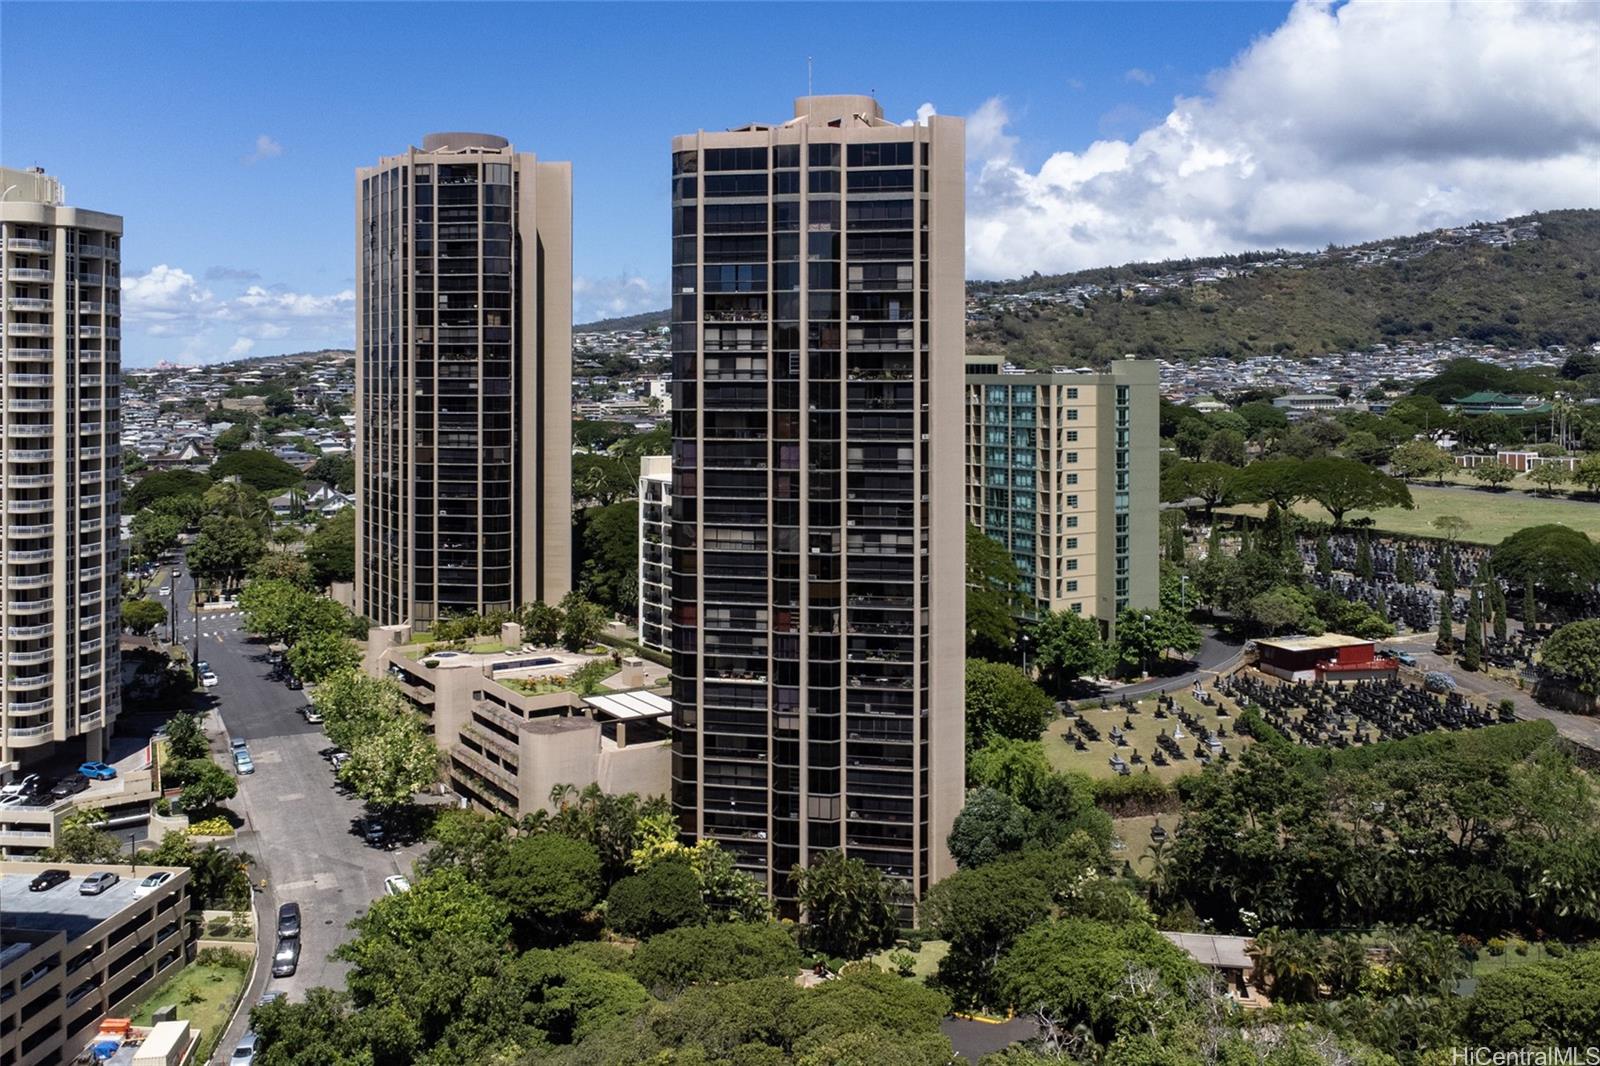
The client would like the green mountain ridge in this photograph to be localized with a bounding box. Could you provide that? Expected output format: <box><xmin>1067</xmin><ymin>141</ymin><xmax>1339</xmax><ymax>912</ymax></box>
<box><xmin>575</xmin><ymin>209</ymin><xmax>1600</xmax><ymax>366</ymax></box>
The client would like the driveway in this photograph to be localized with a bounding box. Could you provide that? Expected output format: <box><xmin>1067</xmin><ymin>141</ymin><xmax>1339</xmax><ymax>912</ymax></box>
<box><xmin>172</xmin><ymin>563</ymin><xmax>428</xmax><ymax>1060</ymax></box>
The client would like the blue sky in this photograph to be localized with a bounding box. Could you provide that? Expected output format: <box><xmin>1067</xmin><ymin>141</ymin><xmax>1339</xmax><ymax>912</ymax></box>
<box><xmin>5</xmin><ymin>1</ymin><xmax>1595</xmax><ymax>365</ymax></box>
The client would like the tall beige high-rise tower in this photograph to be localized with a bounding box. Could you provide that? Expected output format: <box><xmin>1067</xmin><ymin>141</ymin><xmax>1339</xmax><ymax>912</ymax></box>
<box><xmin>668</xmin><ymin>97</ymin><xmax>966</xmax><ymax>909</ymax></box>
<box><xmin>0</xmin><ymin>167</ymin><xmax>123</xmax><ymax>771</ymax></box>
<box><xmin>355</xmin><ymin>134</ymin><xmax>572</xmax><ymax>627</ymax></box>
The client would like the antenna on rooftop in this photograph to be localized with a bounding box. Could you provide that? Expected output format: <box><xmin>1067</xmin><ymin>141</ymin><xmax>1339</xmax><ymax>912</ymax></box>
<box><xmin>807</xmin><ymin>56</ymin><xmax>813</xmax><ymax>98</ymax></box>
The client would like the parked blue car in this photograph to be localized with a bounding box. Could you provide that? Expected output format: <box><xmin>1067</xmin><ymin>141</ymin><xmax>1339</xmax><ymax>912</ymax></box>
<box><xmin>78</xmin><ymin>762</ymin><xmax>117</xmax><ymax>781</ymax></box>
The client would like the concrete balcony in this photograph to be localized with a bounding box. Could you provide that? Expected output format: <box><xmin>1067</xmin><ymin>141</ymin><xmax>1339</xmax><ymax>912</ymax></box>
<box><xmin>79</xmin><ymin>685</ymin><xmax>101</xmax><ymax>702</ymax></box>
<box><xmin>79</xmin><ymin>373</ymin><xmax>102</xmax><ymax>385</ymax></box>
<box><xmin>0</xmin><ymin>724</ymin><xmax>51</xmax><ymax>743</ymax></box>
<box><xmin>6</xmin><ymin>322</ymin><xmax>53</xmax><ymax>337</ymax></box>
<box><xmin>7</xmin><ymin>598</ymin><xmax>52</xmax><ymax>614</ymax></box>
<box><xmin>76</xmin><ymin>274</ymin><xmax>103</xmax><ymax>286</ymax></box>
<box><xmin>6</xmin><ymin>238</ymin><xmax>54</xmax><ymax>253</ymax></box>
<box><xmin>80</xmin><ymin>446</ymin><xmax>101</xmax><ymax>459</ymax></box>
<box><xmin>80</xmin><ymin>493</ymin><xmax>102</xmax><ymax>508</ymax></box>
<box><xmin>7</xmin><ymin>697</ymin><xmax>53</xmax><ymax>715</ymax></box>
<box><xmin>6</xmin><ymin>373</ymin><xmax>53</xmax><ymax>386</ymax></box>
<box><xmin>80</xmin><ymin>566</ymin><xmax>101</xmax><ymax>581</ymax></box>
<box><xmin>5</xmin><ymin>267</ymin><xmax>53</xmax><ymax>282</ymax></box>
<box><xmin>7</xmin><ymin>623</ymin><xmax>53</xmax><ymax>639</ymax></box>
<box><xmin>77</xmin><ymin>302</ymin><xmax>104</xmax><ymax>315</ymax></box>
<box><xmin>80</xmin><ymin>661</ymin><xmax>102</xmax><ymax>679</ymax></box>
<box><xmin>6</xmin><ymin>449</ymin><xmax>52</xmax><ymax>462</ymax></box>
<box><xmin>79</xmin><ymin>421</ymin><xmax>102</xmax><ymax>435</ymax></box>
<box><xmin>4</xmin><ymin>349</ymin><xmax>53</xmax><ymax>364</ymax></box>
<box><xmin>5</xmin><ymin>648</ymin><xmax>53</xmax><ymax>667</ymax></box>
<box><xmin>80</xmin><ymin>518</ymin><xmax>103</xmax><ymax>533</ymax></box>
<box><xmin>4</xmin><ymin>523</ymin><xmax>53</xmax><ymax>538</ymax></box>
<box><xmin>5</xmin><ymin>398</ymin><xmax>53</xmax><ymax>412</ymax></box>
<box><xmin>79</xmin><ymin>612</ymin><xmax>102</xmax><ymax>628</ymax></box>
<box><xmin>6</xmin><ymin>499</ymin><xmax>53</xmax><ymax>514</ymax></box>
<box><xmin>5</xmin><ymin>573</ymin><xmax>53</xmax><ymax>589</ymax></box>
<box><xmin>79</xmin><ymin>470</ymin><xmax>103</xmax><ymax>484</ymax></box>
<box><xmin>77</xmin><ymin>243</ymin><xmax>107</xmax><ymax>258</ymax></box>
<box><xmin>7</xmin><ymin>548</ymin><xmax>53</xmax><ymax>563</ymax></box>
<box><xmin>7</xmin><ymin>423</ymin><xmax>53</xmax><ymax>437</ymax></box>
<box><xmin>7</xmin><ymin>673</ymin><xmax>52</xmax><ymax>692</ymax></box>
<box><xmin>80</xmin><ymin>590</ymin><xmax>103</xmax><ymax>606</ymax></box>
<box><xmin>7</xmin><ymin>297</ymin><xmax>53</xmax><ymax>312</ymax></box>
<box><xmin>79</xmin><ymin>637</ymin><xmax>103</xmax><ymax>655</ymax></box>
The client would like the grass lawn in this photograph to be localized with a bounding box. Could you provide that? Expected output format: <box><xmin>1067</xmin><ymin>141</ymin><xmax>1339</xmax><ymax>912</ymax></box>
<box><xmin>1221</xmin><ymin>485</ymin><xmax>1600</xmax><ymax>544</ymax></box>
<box><xmin>1110</xmin><ymin>814</ymin><xmax>1173</xmax><ymax>878</ymax></box>
<box><xmin>406</xmin><ymin>637</ymin><xmax>517</xmax><ymax>655</ymax></box>
<box><xmin>130</xmin><ymin>957</ymin><xmax>249</xmax><ymax>1062</ymax></box>
<box><xmin>1042</xmin><ymin>690</ymin><xmax>1252</xmax><ymax>783</ymax></box>
<box><xmin>867</xmin><ymin>938</ymin><xmax>949</xmax><ymax>979</ymax></box>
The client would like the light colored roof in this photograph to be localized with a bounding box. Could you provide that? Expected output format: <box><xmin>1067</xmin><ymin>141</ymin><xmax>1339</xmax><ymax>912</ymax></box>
<box><xmin>583</xmin><ymin>690</ymin><xmax>671</xmax><ymax>721</ymax></box>
<box><xmin>1162</xmin><ymin>932</ymin><xmax>1254</xmax><ymax>970</ymax></box>
<box><xmin>1254</xmin><ymin>633</ymin><xmax>1374</xmax><ymax>653</ymax></box>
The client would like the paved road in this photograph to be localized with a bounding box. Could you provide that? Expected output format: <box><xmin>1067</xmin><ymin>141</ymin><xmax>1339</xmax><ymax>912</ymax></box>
<box><xmin>171</xmin><ymin>563</ymin><xmax>426</xmax><ymax>1061</ymax></box>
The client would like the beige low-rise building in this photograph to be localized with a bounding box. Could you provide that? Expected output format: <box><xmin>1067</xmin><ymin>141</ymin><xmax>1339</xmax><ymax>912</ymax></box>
<box><xmin>0</xmin><ymin>761</ymin><xmax>161</xmax><ymax>860</ymax></box>
<box><xmin>0</xmin><ymin>860</ymin><xmax>191</xmax><ymax>1066</ymax></box>
<box><xmin>363</xmin><ymin>626</ymin><xmax>670</xmax><ymax>820</ymax></box>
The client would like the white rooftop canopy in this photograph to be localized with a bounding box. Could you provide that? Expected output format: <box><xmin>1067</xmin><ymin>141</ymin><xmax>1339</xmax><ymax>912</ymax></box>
<box><xmin>582</xmin><ymin>690</ymin><xmax>671</xmax><ymax>722</ymax></box>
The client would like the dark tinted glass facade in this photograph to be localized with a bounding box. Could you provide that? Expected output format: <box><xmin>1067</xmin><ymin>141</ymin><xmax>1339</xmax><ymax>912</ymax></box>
<box><xmin>669</xmin><ymin>99</ymin><xmax>966</xmax><ymax>911</ymax></box>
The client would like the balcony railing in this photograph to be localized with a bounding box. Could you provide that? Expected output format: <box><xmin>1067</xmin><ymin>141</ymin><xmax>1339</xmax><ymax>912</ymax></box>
<box><xmin>6</xmin><ymin>238</ymin><xmax>54</xmax><ymax>253</ymax></box>
<box><xmin>7</xmin><ymin>697</ymin><xmax>53</xmax><ymax>715</ymax></box>
<box><xmin>6</xmin><ymin>322</ymin><xmax>52</xmax><ymax>337</ymax></box>
<box><xmin>7</xmin><ymin>624</ymin><xmax>53</xmax><ymax>639</ymax></box>
<box><xmin>5</xmin><ymin>267</ymin><xmax>53</xmax><ymax>282</ymax></box>
<box><xmin>6</xmin><ymin>297</ymin><xmax>52</xmax><ymax>312</ymax></box>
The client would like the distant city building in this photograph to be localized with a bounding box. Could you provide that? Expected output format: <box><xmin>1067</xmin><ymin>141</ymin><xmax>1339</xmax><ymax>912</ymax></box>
<box><xmin>638</xmin><ymin>456</ymin><xmax>671</xmax><ymax>654</ymax></box>
<box><xmin>965</xmin><ymin>358</ymin><xmax>1160</xmax><ymax>633</ymax></box>
<box><xmin>355</xmin><ymin>134</ymin><xmax>572</xmax><ymax>627</ymax></box>
<box><xmin>668</xmin><ymin>96</ymin><xmax>967</xmax><ymax>909</ymax></box>
<box><xmin>0</xmin><ymin>167</ymin><xmax>123</xmax><ymax>772</ymax></box>
<box><xmin>1450</xmin><ymin>390</ymin><xmax>1552</xmax><ymax>416</ymax></box>
<box><xmin>1271</xmin><ymin>393</ymin><xmax>1344</xmax><ymax>420</ymax></box>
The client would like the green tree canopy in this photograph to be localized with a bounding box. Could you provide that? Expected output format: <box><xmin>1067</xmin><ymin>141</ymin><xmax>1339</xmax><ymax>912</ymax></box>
<box><xmin>967</xmin><ymin>525</ymin><xmax>1024</xmax><ymax>657</ymax></box>
<box><xmin>339</xmin><ymin>709</ymin><xmax>439</xmax><ymax>808</ymax></box>
<box><xmin>604</xmin><ymin>859</ymin><xmax>706</xmax><ymax>938</ymax></box>
<box><xmin>121</xmin><ymin>598</ymin><xmax>168</xmax><ymax>636</ymax></box>
<box><xmin>304</xmin><ymin>508</ymin><xmax>355</xmax><ymax>585</ymax></box>
<box><xmin>285</xmin><ymin>627</ymin><xmax>360</xmax><ymax>683</ymax></box>
<box><xmin>789</xmin><ymin>850</ymin><xmax>901</xmax><ymax>960</ymax></box>
<box><xmin>486</xmin><ymin>832</ymin><xmax>604</xmax><ymax>947</ymax></box>
<box><xmin>965</xmin><ymin>659</ymin><xmax>1054</xmax><ymax>751</ymax></box>
<box><xmin>577</xmin><ymin>500</ymin><xmax>639</xmax><ymax>617</ymax></box>
<box><xmin>1295</xmin><ymin>456</ymin><xmax>1414</xmax><ymax>527</ymax></box>
<box><xmin>1029</xmin><ymin>608</ymin><xmax>1110</xmax><ymax>693</ymax></box>
<box><xmin>1541</xmin><ymin>619</ymin><xmax>1600</xmax><ymax>697</ymax></box>
<box><xmin>211</xmin><ymin>449</ymin><xmax>306</xmax><ymax>493</ymax></box>
<box><xmin>947</xmin><ymin>787</ymin><xmax>1032</xmax><ymax>869</ymax></box>
<box><xmin>1493</xmin><ymin>524</ymin><xmax>1600</xmax><ymax>606</ymax></box>
<box><xmin>129</xmin><ymin>469</ymin><xmax>213</xmax><ymax>511</ymax></box>
<box><xmin>626</xmin><ymin>921</ymin><xmax>801</xmax><ymax>995</ymax></box>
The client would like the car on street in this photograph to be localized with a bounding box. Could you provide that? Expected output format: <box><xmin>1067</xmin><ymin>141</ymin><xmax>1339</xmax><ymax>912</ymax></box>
<box><xmin>79</xmin><ymin>871</ymin><xmax>119</xmax><ymax>895</ymax></box>
<box><xmin>1</xmin><ymin>773</ymin><xmax>40</xmax><ymax>798</ymax></box>
<box><xmin>230</xmin><ymin>736</ymin><xmax>248</xmax><ymax>752</ymax></box>
<box><xmin>50</xmin><ymin>775</ymin><xmax>90</xmax><ymax>800</ymax></box>
<box><xmin>277</xmin><ymin>902</ymin><xmax>301</xmax><ymax>938</ymax></box>
<box><xmin>133</xmin><ymin>871</ymin><xmax>174</xmax><ymax>898</ymax></box>
<box><xmin>256</xmin><ymin>990</ymin><xmax>286</xmax><ymax>1008</ymax></box>
<box><xmin>158</xmin><ymin>585</ymin><xmax>171</xmax><ymax>596</ymax></box>
<box><xmin>320</xmin><ymin>746</ymin><xmax>344</xmax><ymax>762</ymax></box>
<box><xmin>363</xmin><ymin>818</ymin><xmax>386</xmax><ymax>847</ymax></box>
<box><xmin>286</xmin><ymin>677</ymin><xmax>303</xmax><ymax>690</ymax></box>
<box><xmin>78</xmin><ymin>761</ymin><xmax>117</xmax><ymax>781</ymax></box>
<box><xmin>29</xmin><ymin>868</ymin><xmax>71</xmax><ymax>892</ymax></box>
<box><xmin>271</xmin><ymin>937</ymin><xmax>300</xmax><ymax>978</ymax></box>
<box><xmin>1393</xmin><ymin>650</ymin><xmax>1417</xmax><ymax>666</ymax></box>
<box><xmin>234</xmin><ymin>750</ymin><xmax>255</xmax><ymax>775</ymax></box>
<box><xmin>228</xmin><ymin>1030</ymin><xmax>259</xmax><ymax>1066</ymax></box>
<box><xmin>302</xmin><ymin>706</ymin><xmax>324</xmax><ymax>724</ymax></box>
<box><xmin>331</xmin><ymin>752</ymin><xmax>351</xmax><ymax>773</ymax></box>
<box><xmin>383</xmin><ymin>875</ymin><xmax>412</xmax><ymax>896</ymax></box>
<box><xmin>201</xmin><ymin>672</ymin><xmax>220</xmax><ymax>688</ymax></box>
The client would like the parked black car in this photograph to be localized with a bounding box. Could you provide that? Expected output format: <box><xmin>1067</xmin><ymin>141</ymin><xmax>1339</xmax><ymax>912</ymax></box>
<box><xmin>271</xmin><ymin>937</ymin><xmax>300</xmax><ymax>978</ymax></box>
<box><xmin>277</xmin><ymin>902</ymin><xmax>301</xmax><ymax>939</ymax></box>
<box><xmin>29</xmin><ymin>868</ymin><xmax>71</xmax><ymax>892</ymax></box>
<box><xmin>49</xmin><ymin>776</ymin><xmax>90</xmax><ymax>800</ymax></box>
<box><xmin>363</xmin><ymin>818</ymin><xmax>385</xmax><ymax>847</ymax></box>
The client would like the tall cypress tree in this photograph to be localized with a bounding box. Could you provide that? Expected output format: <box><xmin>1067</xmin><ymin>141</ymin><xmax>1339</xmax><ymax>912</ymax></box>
<box><xmin>1356</xmin><ymin>533</ymin><xmax>1374</xmax><ymax>582</ymax></box>
<box><xmin>1523</xmin><ymin>581</ymin><xmax>1537</xmax><ymax>630</ymax></box>
<box><xmin>1461</xmin><ymin>586</ymin><xmax>1483</xmax><ymax>671</ymax></box>
<box><xmin>1439</xmin><ymin>545</ymin><xmax>1456</xmax><ymax>599</ymax></box>
<box><xmin>1436</xmin><ymin>592</ymin><xmax>1454</xmax><ymax>653</ymax></box>
<box><xmin>1316</xmin><ymin>533</ymin><xmax>1332</xmax><ymax>579</ymax></box>
<box><xmin>1396</xmin><ymin>547</ymin><xmax>1415</xmax><ymax>585</ymax></box>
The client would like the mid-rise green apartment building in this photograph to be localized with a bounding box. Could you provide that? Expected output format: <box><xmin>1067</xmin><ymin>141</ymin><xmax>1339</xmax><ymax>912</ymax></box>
<box><xmin>965</xmin><ymin>356</ymin><xmax>1159</xmax><ymax>634</ymax></box>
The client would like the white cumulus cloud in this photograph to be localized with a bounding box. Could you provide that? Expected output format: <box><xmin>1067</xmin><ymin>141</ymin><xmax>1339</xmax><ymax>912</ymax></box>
<box><xmin>244</xmin><ymin>134</ymin><xmax>283</xmax><ymax>165</ymax></box>
<box><xmin>574</xmin><ymin>274</ymin><xmax>664</xmax><ymax>323</ymax></box>
<box><xmin>121</xmin><ymin>264</ymin><xmax>353</xmax><ymax>362</ymax></box>
<box><xmin>1123</xmin><ymin>68</ymin><xmax>1155</xmax><ymax>86</ymax></box>
<box><xmin>964</xmin><ymin>0</ymin><xmax>1600</xmax><ymax>279</ymax></box>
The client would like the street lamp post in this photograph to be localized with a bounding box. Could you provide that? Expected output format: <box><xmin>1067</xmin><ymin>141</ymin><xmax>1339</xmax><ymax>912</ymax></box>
<box><xmin>129</xmin><ymin>831</ymin><xmax>137</xmax><ymax>871</ymax></box>
<box><xmin>1020</xmin><ymin>633</ymin><xmax>1031</xmax><ymax>677</ymax></box>
<box><xmin>1142</xmin><ymin>612</ymin><xmax>1153</xmax><ymax>679</ymax></box>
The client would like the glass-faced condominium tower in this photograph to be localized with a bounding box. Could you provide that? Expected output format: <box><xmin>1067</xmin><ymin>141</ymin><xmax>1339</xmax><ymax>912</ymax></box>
<box><xmin>0</xmin><ymin>167</ymin><xmax>122</xmax><ymax>771</ymax></box>
<box><xmin>356</xmin><ymin>134</ymin><xmax>572</xmax><ymax>627</ymax></box>
<box><xmin>669</xmin><ymin>96</ymin><xmax>966</xmax><ymax>907</ymax></box>
<box><xmin>965</xmin><ymin>356</ymin><xmax>1159</xmax><ymax>633</ymax></box>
